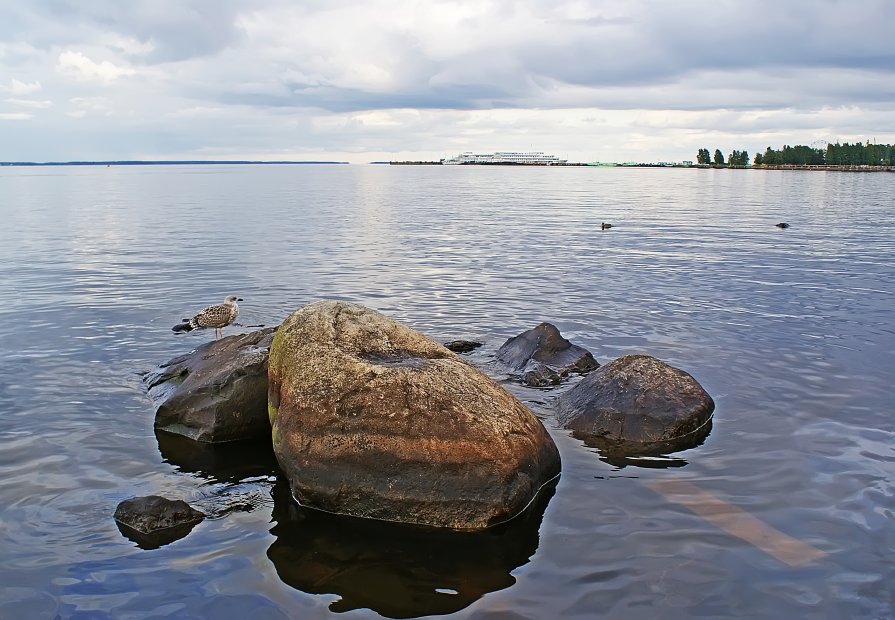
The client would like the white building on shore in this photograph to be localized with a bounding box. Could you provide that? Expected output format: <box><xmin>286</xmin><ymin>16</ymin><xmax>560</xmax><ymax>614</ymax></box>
<box><xmin>443</xmin><ymin>151</ymin><xmax>568</xmax><ymax>165</ymax></box>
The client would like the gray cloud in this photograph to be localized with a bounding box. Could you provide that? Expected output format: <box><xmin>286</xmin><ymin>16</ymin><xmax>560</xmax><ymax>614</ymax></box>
<box><xmin>1</xmin><ymin>0</ymin><xmax>893</xmax><ymax>162</ymax></box>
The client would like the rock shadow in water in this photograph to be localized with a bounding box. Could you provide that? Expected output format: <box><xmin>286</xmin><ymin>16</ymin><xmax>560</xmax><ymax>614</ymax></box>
<box><xmin>266</xmin><ymin>476</ymin><xmax>558</xmax><ymax>618</ymax></box>
<box><xmin>155</xmin><ymin>428</ymin><xmax>280</xmax><ymax>484</ymax></box>
<box><xmin>584</xmin><ymin>418</ymin><xmax>713</xmax><ymax>469</ymax></box>
<box><xmin>155</xmin><ymin>430</ymin><xmax>280</xmax><ymax>519</ymax></box>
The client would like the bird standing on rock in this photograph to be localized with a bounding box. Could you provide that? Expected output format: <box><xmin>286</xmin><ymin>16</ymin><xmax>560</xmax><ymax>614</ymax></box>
<box><xmin>172</xmin><ymin>296</ymin><xmax>242</xmax><ymax>339</ymax></box>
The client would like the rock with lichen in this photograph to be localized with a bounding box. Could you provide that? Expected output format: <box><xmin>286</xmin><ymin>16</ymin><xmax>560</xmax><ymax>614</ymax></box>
<box><xmin>267</xmin><ymin>300</ymin><xmax>560</xmax><ymax>530</ymax></box>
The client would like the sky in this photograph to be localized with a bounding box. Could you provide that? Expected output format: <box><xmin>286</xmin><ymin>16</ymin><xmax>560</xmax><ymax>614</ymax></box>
<box><xmin>1</xmin><ymin>0</ymin><xmax>894</xmax><ymax>164</ymax></box>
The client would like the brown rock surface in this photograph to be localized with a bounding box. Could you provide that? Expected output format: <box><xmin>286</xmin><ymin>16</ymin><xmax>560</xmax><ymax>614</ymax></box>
<box><xmin>267</xmin><ymin>300</ymin><xmax>560</xmax><ymax>530</ymax></box>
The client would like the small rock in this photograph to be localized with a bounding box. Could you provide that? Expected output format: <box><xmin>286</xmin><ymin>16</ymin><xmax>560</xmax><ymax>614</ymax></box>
<box><xmin>497</xmin><ymin>323</ymin><xmax>598</xmax><ymax>386</ymax></box>
<box><xmin>556</xmin><ymin>354</ymin><xmax>714</xmax><ymax>448</ymax></box>
<box><xmin>775</xmin><ymin>222</ymin><xmax>790</xmax><ymax>228</ymax></box>
<box><xmin>114</xmin><ymin>495</ymin><xmax>205</xmax><ymax>549</ymax></box>
<box><xmin>521</xmin><ymin>360</ymin><xmax>563</xmax><ymax>387</ymax></box>
<box><xmin>443</xmin><ymin>340</ymin><xmax>483</xmax><ymax>354</ymax></box>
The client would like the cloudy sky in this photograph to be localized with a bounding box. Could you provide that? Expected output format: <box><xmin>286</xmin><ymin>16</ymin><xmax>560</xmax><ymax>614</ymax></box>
<box><xmin>2</xmin><ymin>0</ymin><xmax>894</xmax><ymax>163</ymax></box>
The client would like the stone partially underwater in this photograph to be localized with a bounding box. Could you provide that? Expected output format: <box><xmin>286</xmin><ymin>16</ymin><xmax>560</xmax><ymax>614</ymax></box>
<box><xmin>267</xmin><ymin>300</ymin><xmax>561</xmax><ymax>530</ymax></box>
<box><xmin>555</xmin><ymin>354</ymin><xmax>715</xmax><ymax>458</ymax></box>
<box><xmin>144</xmin><ymin>327</ymin><xmax>278</xmax><ymax>442</ymax></box>
<box><xmin>497</xmin><ymin>322</ymin><xmax>599</xmax><ymax>387</ymax></box>
<box><xmin>114</xmin><ymin>495</ymin><xmax>205</xmax><ymax>549</ymax></box>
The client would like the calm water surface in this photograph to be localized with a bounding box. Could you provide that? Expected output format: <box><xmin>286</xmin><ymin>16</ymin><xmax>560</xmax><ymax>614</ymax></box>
<box><xmin>1</xmin><ymin>165</ymin><xmax>893</xmax><ymax>619</ymax></box>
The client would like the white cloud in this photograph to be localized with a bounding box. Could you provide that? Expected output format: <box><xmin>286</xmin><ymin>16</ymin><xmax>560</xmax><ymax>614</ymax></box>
<box><xmin>67</xmin><ymin>96</ymin><xmax>114</xmax><ymax>117</ymax></box>
<box><xmin>56</xmin><ymin>50</ymin><xmax>136</xmax><ymax>83</ymax></box>
<box><xmin>0</xmin><ymin>112</ymin><xmax>33</xmax><ymax>120</ymax></box>
<box><xmin>7</xmin><ymin>78</ymin><xmax>42</xmax><ymax>95</ymax></box>
<box><xmin>5</xmin><ymin>98</ymin><xmax>52</xmax><ymax>109</ymax></box>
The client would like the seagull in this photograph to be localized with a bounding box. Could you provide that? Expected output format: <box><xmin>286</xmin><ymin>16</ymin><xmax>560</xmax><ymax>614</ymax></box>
<box><xmin>172</xmin><ymin>296</ymin><xmax>242</xmax><ymax>339</ymax></box>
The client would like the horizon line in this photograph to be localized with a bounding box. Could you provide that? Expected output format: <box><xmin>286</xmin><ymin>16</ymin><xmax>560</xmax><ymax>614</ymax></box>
<box><xmin>0</xmin><ymin>160</ymin><xmax>351</xmax><ymax>167</ymax></box>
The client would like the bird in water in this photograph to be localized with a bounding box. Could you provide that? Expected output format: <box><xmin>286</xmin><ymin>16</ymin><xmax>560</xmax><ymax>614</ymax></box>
<box><xmin>775</xmin><ymin>222</ymin><xmax>790</xmax><ymax>228</ymax></box>
<box><xmin>172</xmin><ymin>296</ymin><xmax>242</xmax><ymax>339</ymax></box>
<box><xmin>601</xmin><ymin>222</ymin><xmax>612</xmax><ymax>230</ymax></box>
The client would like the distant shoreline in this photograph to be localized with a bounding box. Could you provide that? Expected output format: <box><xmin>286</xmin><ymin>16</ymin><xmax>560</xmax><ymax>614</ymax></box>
<box><xmin>3</xmin><ymin>160</ymin><xmax>891</xmax><ymax>172</ymax></box>
<box><xmin>388</xmin><ymin>161</ymin><xmax>895</xmax><ymax>172</ymax></box>
<box><xmin>0</xmin><ymin>160</ymin><xmax>349</xmax><ymax>167</ymax></box>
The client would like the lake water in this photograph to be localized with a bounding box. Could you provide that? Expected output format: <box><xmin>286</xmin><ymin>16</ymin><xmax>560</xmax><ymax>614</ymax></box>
<box><xmin>1</xmin><ymin>164</ymin><xmax>893</xmax><ymax>619</ymax></box>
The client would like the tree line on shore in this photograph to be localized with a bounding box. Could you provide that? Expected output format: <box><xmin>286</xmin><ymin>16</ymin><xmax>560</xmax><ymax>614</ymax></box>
<box><xmin>697</xmin><ymin>141</ymin><xmax>895</xmax><ymax>167</ymax></box>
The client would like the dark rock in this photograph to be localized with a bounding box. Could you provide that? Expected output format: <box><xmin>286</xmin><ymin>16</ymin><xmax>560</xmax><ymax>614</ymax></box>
<box><xmin>497</xmin><ymin>322</ymin><xmax>599</xmax><ymax>386</ymax></box>
<box><xmin>268</xmin><ymin>300</ymin><xmax>561</xmax><ymax>530</ymax></box>
<box><xmin>520</xmin><ymin>360</ymin><xmax>563</xmax><ymax>387</ymax></box>
<box><xmin>114</xmin><ymin>495</ymin><xmax>205</xmax><ymax>549</ymax></box>
<box><xmin>775</xmin><ymin>222</ymin><xmax>790</xmax><ymax>228</ymax></box>
<box><xmin>589</xmin><ymin>418</ymin><xmax>713</xmax><ymax>468</ymax></box>
<box><xmin>145</xmin><ymin>327</ymin><xmax>277</xmax><ymax>442</ymax></box>
<box><xmin>443</xmin><ymin>340</ymin><xmax>483</xmax><ymax>354</ymax></box>
<box><xmin>556</xmin><ymin>354</ymin><xmax>714</xmax><ymax>448</ymax></box>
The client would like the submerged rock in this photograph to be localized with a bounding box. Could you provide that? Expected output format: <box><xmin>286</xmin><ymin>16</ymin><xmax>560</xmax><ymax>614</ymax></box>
<box><xmin>145</xmin><ymin>327</ymin><xmax>277</xmax><ymax>442</ymax></box>
<box><xmin>443</xmin><ymin>340</ymin><xmax>483</xmax><ymax>354</ymax></box>
<box><xmin>267</xmin><ymin>300</ymin><xmax>561</xmax><ymax>530</ymax></box>
<box><xmin>556</xmin><ymin>354</ymin><xmax>714</xmax><ymax>448</ymax></box>
<box><xmin>497</xmin><ymin>322</ymin><xmax>599</xmax><ymax>387</ymax></box>
<box><xmin>114</xmin><ymin>495</ymin><xmax>205</xmax><ymax>549</ymax></box>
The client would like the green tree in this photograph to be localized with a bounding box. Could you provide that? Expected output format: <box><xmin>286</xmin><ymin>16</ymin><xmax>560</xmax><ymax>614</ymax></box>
<box><xmin>696</xmin><ymin>148</ymin><xmax>711</xmax><ymax>164</ymax></box>
<box><xmin>713</xmin><ymin>149</ymin><xmax>725</xmax><ymax>166</ymax></box>
<box><xmin>754</xmin><ymin>152</ymin><xmax>763</xmax><ymax>165</ymax></box>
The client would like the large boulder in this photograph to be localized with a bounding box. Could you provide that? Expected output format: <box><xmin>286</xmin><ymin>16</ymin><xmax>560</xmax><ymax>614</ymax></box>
<box><xmin>145</xmin><ymin>327</ymin><xmax>277</xmax><ymax>442</ymax></box>
<box><xmin>497</xmin><ymin>322</ymin><xmax>599</xmax><ymax>386</ymax></box>
<box><xmin>114</xmin><ymin>495</ymin><xmax>205</xmax><ymax>549</ymax></box>
<box><xmin>556</xmin><ymin>354</ymin><xmax>714</xmax><ymax>448</ymax></box>
<box><xmin>267</xmin><ymin>301</ymin><xmax>561</xmax><ymax>530</ymax></box>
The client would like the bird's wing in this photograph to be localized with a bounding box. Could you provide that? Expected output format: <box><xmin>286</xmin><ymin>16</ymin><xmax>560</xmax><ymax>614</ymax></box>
<box><xmin>194</xmin><ymin>303</ymin><xmax>234</xmax><ymax>329</ymax></box>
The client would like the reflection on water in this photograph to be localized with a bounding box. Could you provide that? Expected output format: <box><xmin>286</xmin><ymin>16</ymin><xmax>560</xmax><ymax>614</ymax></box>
<box><xmin>155</xmin><ymin>429</ymin><xmax>281</xmax><ymax>484</ymax></box>
<box><xmin>581</xmin><ymin>418</ymin><xmax>714</xmax><ymax>469</ymax></box>
<box><xmin>115</xmin><ymin>517</ymin><xmax>204</xmax><ymax>551</ymax></box>
<box><xmin>268</xmin><ymin>477</ymin><xmax>557</xmax><ymax>618</ymax></box>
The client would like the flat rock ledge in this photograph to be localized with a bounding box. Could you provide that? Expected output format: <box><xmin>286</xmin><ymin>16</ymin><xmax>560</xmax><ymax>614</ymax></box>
<box><xmin>268</xmin><ymin>300</ymin><xmax>561</xmax><ymax>530</ymax></box>
<box><xmin>114</xmin><ymin>495</ymin><xmax>205</xmax><ymax>549</ymax></box>
<box><xmin>497</xmin><ymin>322</ymin><xmax>599</xmax><ymax>387</ymax></box>
<box><xmin>144</xmin><ymin>327</ymin><xmax>277</xmax><ymax>443</ymax></box>
<box><xmin>555</xmin><ymin>354</ymin><xmax>714</xmax><ymax>450</ymax></box>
